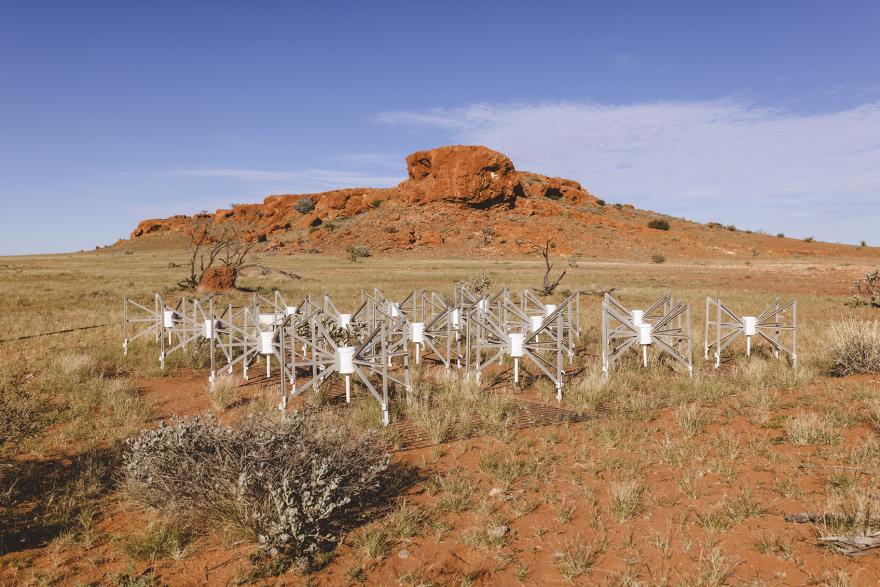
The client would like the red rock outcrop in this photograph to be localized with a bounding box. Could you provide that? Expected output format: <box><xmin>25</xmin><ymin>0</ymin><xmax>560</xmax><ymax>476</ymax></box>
<box><xmin>399</xmin><ymin>145</ymin><xmax>518</xmax><ymax>207</ymax></box>
<box><xmin>127</xmin><ymin>144</ymin><xmax>873</xmax><ymax>260</ymax></box>
<box><xmin>129</xmin><ymin>145</ymin><xmax>598</xmax><ymax>243</ymax></box>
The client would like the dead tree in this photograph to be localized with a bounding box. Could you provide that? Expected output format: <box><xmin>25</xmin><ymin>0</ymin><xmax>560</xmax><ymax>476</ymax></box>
<box><xmin>528</xmin><ymin>239</ymin><xmax>566</xmax><ymax>296</ymax></box>
<box><xmin>178</xmin><ymin>221</ymin><xmax>258</xmax><ymax>290</ymax></box>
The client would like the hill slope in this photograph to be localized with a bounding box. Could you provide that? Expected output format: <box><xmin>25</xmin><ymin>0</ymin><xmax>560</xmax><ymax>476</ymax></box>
<box><xmin>129</xmin><ymin>145</ymin><xmax>876</xmax><ymax>261</ymax></box>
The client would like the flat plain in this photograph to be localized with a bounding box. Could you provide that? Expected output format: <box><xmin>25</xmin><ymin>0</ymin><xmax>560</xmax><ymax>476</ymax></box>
<box><xmin>1</xmin><ymin>242</ymin><xmax>880</xmax><ymax>586</ymax></box>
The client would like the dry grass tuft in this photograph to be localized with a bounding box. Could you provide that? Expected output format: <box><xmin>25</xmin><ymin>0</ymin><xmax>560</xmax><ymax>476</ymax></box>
<box><xmin>553</xmin><ymin>533</ymin><xmax>606</xmax><ymax>582</ymax></box>
<box><xmin>609</xmin><ymin>479</ymin><xmax>644</xmax><ymax>521</ymax></box>
<box><xmin>827</xmin><ymin>320</ymin><xmax>880</xmax><ymax>377</ymax></box>
<box><xmin>119</xmin><ymin>518</ymin><xmax>194</xmax><ymax>561</ymax></box>
<box><xmin>209</xmin><ymin>374</ymin><xmax>240</xmax><ymax>410</ymax></box>
<box><xmin>785</xmin><ymin>412</ymin><xmax>840</xmax><ymax>446</ymax></box>
<box><xmin>677</xmin><ymin>403</ymin><xmax>704</xmax><ymax>438</ymax></box>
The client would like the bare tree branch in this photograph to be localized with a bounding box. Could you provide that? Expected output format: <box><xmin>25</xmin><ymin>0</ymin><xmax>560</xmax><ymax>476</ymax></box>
<box><xmin>178</xmin><ymin>221</ymin><xmax>257</xmax><ymax>290</ymax></box>
<box><xmin>527</xmin><ymin>239</ymin><xmax>567</xmax><ymax>295</ymax></box>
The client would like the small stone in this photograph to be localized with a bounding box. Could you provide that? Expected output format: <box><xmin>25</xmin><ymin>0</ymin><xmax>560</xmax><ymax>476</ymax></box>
<box><xmin>487</xmin><ymin>525</ymin><xmax>509</xmax><ymax>539</ymax></box>
<box><xmin>489</xmin><ymin>487</ymin><xmax>503</xmax><ymax>498</ymax></box>
<box><xmin>398</xmin><ymin>549</ymin><xmax>410</xmax><ymax>559</ymax></box>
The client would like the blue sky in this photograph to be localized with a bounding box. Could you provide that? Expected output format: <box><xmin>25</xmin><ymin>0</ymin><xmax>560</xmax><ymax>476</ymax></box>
<box><xmin>1</xmin><ymin>1</ymin><xmax>879</xmax><ymax>254</ymax></box>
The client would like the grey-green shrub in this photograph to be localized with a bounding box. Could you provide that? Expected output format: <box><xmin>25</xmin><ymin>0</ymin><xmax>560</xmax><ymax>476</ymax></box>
<box><xmin>647</xmin><ymin>219</ymin><xmax>670</xmax><ymax>231</ymax></box>
<box><xmin>294</xmin><ymin>197</ymin><xmax>316</xmax><ymax>214</ymax></box>
<box><xmin>123</xmin><ymin>414</ymin><xmax>390</xmax><ymax>569</ymax></box>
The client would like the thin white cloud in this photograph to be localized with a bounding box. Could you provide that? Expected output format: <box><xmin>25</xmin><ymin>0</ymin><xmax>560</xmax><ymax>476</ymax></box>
<box><xmin>377</xmin><ymin>100</ymin><xmax>880</xmax><ymax>243</ymax></box>
<box><xmin>172</xmin><ymin>167</ymin><xmax>401</xmax><ymax>187</ymax></box>
<box><xmin>335</xmin><ymin>152</ymin><xmax>404</xmax><ymax>167</ymax></box>
<box><xmin>609</xmin><ymin>53</ymin><xmax>637</xmax><ymax>69</ymax></box>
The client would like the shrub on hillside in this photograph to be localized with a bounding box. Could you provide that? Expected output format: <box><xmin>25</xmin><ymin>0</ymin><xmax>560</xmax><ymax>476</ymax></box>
<box><xmin>651</xmin><ymin>254</ymin><xmax>666</xmax><ymax>264</ymax></box>
<box><xmin>294</xmin><ymin>197</ymin><xmax>316</xmax><ymax>214</ymax></box>
<box><xmin>123</xmin><ymin>414</ymin><xmax>392</xmax><ymax>570</ymax></box>
<box><xmin>827</xmin><ymin>320</ymin><xmax>880</xmax><ymax>377</ymax></box>
<box><xmin>647</xmin><ymin>219</ymin><xmax>670</xmax><ymax>231</ymax></box>
<box><xmin>346</xmin><ymin>244</ymin><xmax>371</xmax><ymax>262</ymax></box>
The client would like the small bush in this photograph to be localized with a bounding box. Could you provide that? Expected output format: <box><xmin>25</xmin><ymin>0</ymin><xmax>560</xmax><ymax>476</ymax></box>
<box><xmin>0</xmin><ymin>387</ymin><xmax>46</xmax><ymax>456</ymax></box>
<box><xmin>647</xmin><ymin>219</ymin><xmax>670</xmax><ymax>231</ymax></box>
<box><xmin>346</xmin><ymin>244</ymin><xmax>371</xmax><ymax>263</ymax></box>
<box><xmin>651</xmin><ymin>254</ymin><xmax>666</xmax><ymax>264</ymax></box>
<box><xmin>370</xmin><ymin>199</ymin><xmax>383</xmax><ymax>209</ymax></box>
<box><xmin>595</xmin><ymin>198</ymin><xmax>606</xmax><ymax>206</ymax></box>
<box><xmin>827</xmin><ymin>320</ymin><xmax>880</xmax><ymax>376</ymax></box>
<box><xmin>860</xmin><ymin>240</ymin><xmax>867</xmax><ymax>247</ymax></box>
<box><xmin>777</xmin><ymin>233</ymin><xmax>785</xmax><ymax>238</ymax></box>
<box><xmin>851</xmin><ymin>270</ymin><xmax>880</xmax><ymax>306</ymax></box>
<box><xmin>294</xmin><ymin>197</ymin><xmax>316</xmax><ymax>214</ymax></box>
<box><xmin>457</xmin><ymin>272</ymin><xmax>492</xmax><ymax>296</ymax></box>
<box><xmin>804</xmin><ymin>236</ymin><xmax>814</xmax><ymax>243</ymax></box>
<box><xmin>726</xmin><ymin>224</ymin><xmax>736</xmax><ymax>231</ymax></box>
<box><xmin>123</xmin><ymin>414</ymin><xmax>392</xmax><ymax>570</ymax></box>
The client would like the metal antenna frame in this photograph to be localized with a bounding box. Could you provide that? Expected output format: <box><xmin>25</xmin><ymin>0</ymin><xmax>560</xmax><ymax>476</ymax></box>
<box><xmin>281</xmin><ymin>310</ymin><xmax>411</xmax><ymax>426</ymax></box>
<box><xmin>602</xmin><ymin>293</ymin><xmax>693</xmax><ymax>377</ymax></box>
<box><xmin>123</xmin><ymin>285</ymin><xmax>586</xmax><ymax>418</ymax></box>
<box><xmin>123</xmin><ymin>294</ymin><xmax>214</xmax><ymax>369</ymax></box>
<box><xmin>517</xmin><ymin>289</ymin><xmax>580</xmax><ymax>363</ymax></box>
<box><xmin>467</xmin><ymin>292</ymin><xmax>572</xmax><ymax>400</ymax></box>
<box><xmin>705</xmin><ymin>297</ymin><xmax>797</xmax><ymax>368</ymax></box>
<box><xmin>417</xmin><ymin>294</ymin><xmax>458</xmax><ymax>369</ymax></box>
<box><xmin>122</xmin><ymin>294</ymin><xmax>163</xmax><ymax>355</ymax></box>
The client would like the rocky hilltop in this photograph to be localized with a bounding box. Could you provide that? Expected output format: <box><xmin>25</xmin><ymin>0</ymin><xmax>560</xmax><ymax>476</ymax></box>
<box><xmin>129</xmin><ymin>145</ymin><xmax>874</xmax><ymax>260</ymax></box>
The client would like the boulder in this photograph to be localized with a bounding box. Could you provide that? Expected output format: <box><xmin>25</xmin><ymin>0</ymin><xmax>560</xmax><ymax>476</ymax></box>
<box><xmin>399</xmin><ymin>145</ymin><xmax>518</xmax><ymax>207</ymax></box>
<box><xmin>197</xmin><ymin>265</ymin><xmax>237</xmax><ymax>291</ymax></box>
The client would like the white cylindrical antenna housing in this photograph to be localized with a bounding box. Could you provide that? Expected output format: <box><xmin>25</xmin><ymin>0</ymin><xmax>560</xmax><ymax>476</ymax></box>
<box><xmin>530</xmin><ymin>315</ymin><xmax>544</xmax><ymax>332</ymax></box>
<box><xmin>508</xmin><ymin>332</ymin><xmax>525</xmax><ymax>357</ymax></box>
<box><xmin>632</xmin><ymin>310</ymin><xmax>645</xmax><ymax>326</ymax></box>
<box><xmin>338</xmin><ymin>313</ymin><xmax>352</xmax><ymax>328</ymax></box>
<box><xmin>335</xmin><ymin>346</ymin><xmax>356</xmax><ymax>375</ymax></box>
<box><xmin>259</xmin><ymin>331</ymin><xmax>274</xmax><ymax>355</ymax></box>
<box><xmin>203</xmin><ymin>319</ymin><xmax>216</xmax><ymax>339</ymax></box>
<box><xmin>411</xmin><ymin>322</ymin><xmax>425</xmax><ymax>344</ymax></box>
<box><xmin>285</xmin><ymin>306</ymin><xmax>298</xmax><ymax>316</ymax></box>
<box><xmin>477</xmin><ymin>298</ymin><xmax>489</xmax><ymax>313</ymax></box>
<box><xmin>638</xmin><ymin>323</ymin><xmax>653</xmax><ymax>345</ymax></box>
<box><xmin>544</xmin><ymin>304</ymin><xmax>557</xmax><ymax>317</ymax></box>
<box><xmin>742</xmin><ymin>316</ymin><xmax>757</xmax><ymax>336</ymax></box>
<box><xmin>163</xmin><ymin>310</ymin><xmax>177</xmax><ymax>328</ymax></box>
